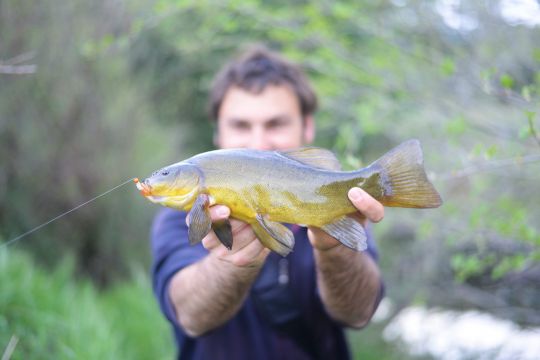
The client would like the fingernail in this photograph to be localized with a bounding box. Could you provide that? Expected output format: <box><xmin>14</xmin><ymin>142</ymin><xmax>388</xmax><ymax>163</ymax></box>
<box><xmin>349</xmin><ymin>188</ymin><xmax>363</xmax><ymax>202</ymax></box>
<box><xmin>217</xmin><ymin>206</ymin><xmax>230</xmax><ymax>217</ymax></box>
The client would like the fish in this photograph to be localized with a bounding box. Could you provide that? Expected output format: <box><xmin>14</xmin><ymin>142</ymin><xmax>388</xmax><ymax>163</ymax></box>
<box><xmin>135</xmin><ymin>139</ymin><xmax>442</xmax><ymax>256</ymax></box>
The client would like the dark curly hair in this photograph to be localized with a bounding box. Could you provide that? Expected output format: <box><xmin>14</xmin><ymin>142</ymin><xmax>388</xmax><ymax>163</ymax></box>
<box><xmin>209</xmin><ymin>45</ymin><xmax>318</xmax><ymax>122</ymax></box>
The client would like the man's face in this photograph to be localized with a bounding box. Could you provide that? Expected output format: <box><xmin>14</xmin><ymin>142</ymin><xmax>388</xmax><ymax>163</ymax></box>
<box><xmin>215</xmin><ymin>85</ymin><xmax>315</xmax><ymax>150</ymax></box>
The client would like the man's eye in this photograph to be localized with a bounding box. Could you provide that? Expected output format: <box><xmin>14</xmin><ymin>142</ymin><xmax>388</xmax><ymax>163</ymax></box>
<box><xmin>233</xmin><ymin>122</ymin><xmax>250</xmax><ymax>130</ymax></box>
<box><xmin>267</xmin><ymin>120</ymin><xmax>288</xmax><ymax>129</ymax></box>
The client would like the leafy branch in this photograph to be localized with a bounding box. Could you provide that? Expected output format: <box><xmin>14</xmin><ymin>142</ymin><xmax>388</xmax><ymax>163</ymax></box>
<box><xmin>0</xmin><ymin>52</ymin><xmax>36</xmax><ymax>75</ymax></box>
<box><xmin>526</xmin><ymin>111</ymin><xmax>540</xmax><ymax>147</ymax></box>
<box><xmin>1</xmin><ymin>335</ymin><xmax>19</xmax><ymax>360</ymax></box>
<box><xmin>440</xmin><ymin>153</ymin><xmax>540</xmax><ymax>180</ymax></box>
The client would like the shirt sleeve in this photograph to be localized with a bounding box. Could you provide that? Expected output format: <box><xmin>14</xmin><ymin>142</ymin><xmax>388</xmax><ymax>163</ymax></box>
<box><xmin>150</xmin><ymin>208</ymin><xmax>207</xmax><ymax>325</ymax></box>
<box><xmin>364</xmin><ymin>223</ymin><xmax>385</xmax><ymax>315</ymax></box>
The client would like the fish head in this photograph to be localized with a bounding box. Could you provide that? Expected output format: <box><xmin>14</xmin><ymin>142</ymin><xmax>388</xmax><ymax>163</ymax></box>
<box><xmin>136</xmin><ymin>163</ymin><xmax>202</xmax><ymax>210</ymax></box>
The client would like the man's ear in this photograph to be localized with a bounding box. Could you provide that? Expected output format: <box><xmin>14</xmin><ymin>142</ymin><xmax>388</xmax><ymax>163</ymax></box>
<box><xmin>213</xmin><ymin>130</ymin><xmax>220</xmax><ymax>148</ymax></box>
<box><xmin>212</xmin><ymin>121</ymin><xmax>221</xmax><ymax>148</ymax></box>
<box><xmin>303</xmin><ymin>115</ymin><xmax>316</xmax><ymax>145</ymax></box>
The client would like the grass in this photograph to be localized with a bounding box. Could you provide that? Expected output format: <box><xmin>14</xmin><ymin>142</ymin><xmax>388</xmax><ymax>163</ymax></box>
<box><xmin>347</xmin><ymin>322</ymin><xmax>417</xmax><ymax>360</ymax></box>
<box><xmin>0</xmin><ymin>249</ymin><xmax>174</xmax><ymax>359</ymax></box>
<box><xmin>0</xmin><ymin>248</ymin><xmax>416</xmax><ymax>360</ymax></box>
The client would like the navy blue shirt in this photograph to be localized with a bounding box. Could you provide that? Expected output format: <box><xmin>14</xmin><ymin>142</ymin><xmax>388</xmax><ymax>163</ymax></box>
<box><xmin>151</xmin><ymin>208</ymin><xmax>381</xmax><ymax>360</ymax></box>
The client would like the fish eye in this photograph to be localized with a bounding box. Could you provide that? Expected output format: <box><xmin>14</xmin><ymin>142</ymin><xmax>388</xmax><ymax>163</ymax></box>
<box><xmin>161</xmin><ymin>170</ymin><xmax>170</xmax><ymax>176</ymax></box>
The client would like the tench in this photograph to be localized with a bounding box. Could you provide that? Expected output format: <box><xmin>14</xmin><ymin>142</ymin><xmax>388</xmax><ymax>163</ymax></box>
<box><xmin>135</xmin><ymin>139</ymin><xmax>442</xmax><ymax>256</ymax></box>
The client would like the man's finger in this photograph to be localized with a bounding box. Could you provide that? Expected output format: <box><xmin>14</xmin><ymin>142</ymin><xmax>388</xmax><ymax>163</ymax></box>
<box><xmin>227</xmin><ymin>239</ymin><xmax>267</xmax><ymax>267</ymax></box>
<box><xmin>186</xmin><ymin>205</ymin><xmax>230</xmax><ymax>226</ymax></box>
<box><xmin>348</xmin><ymin>187</ymin><xmax>384</xmax><ymax>223</ymax></box>
<box><xmin>228</xmin><ymin>222</ymin><xmax>258</xmax><ymax>250</ymax></box>
<box><xmin>202</xmin><ymin>234</ymin><xmax>221</xmax><ymax>250</ymax></box>
<box><xmin>208</xmin><ymin>205</ymin><xmax>230</xmax><ymax>221</ymax></box>
<box><xmin>229</xmin><ymin>219</ymin><xmax>250</xmax><ymax>235</ymax></box>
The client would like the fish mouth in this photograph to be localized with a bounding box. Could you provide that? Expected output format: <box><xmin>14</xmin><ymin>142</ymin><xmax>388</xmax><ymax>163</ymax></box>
<box><xmin>134</xmin><ymin>178</ymin><xmax>152</xmax><ymax>196</ymax></box>
<box><xmin>134</xmin><ymin>178</ymin><xmax>198</xmax><ymax>208</ymax></box>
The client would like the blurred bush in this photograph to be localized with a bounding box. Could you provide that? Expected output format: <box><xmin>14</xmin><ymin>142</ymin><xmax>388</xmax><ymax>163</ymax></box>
<box><xmin>0</xmin><ymin>0</ymin><xmax>182</xmax><ymax>284</ymax></box>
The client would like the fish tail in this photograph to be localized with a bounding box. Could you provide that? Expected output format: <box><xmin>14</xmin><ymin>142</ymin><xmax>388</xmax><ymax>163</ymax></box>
<box><xmin>371</xmin><ymin>139</ymin><xmax>442</xmax><ymax>208</ymax></box>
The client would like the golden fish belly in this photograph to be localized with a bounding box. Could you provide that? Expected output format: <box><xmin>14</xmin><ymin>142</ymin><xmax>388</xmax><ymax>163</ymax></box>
<box><xmin>206</xmin><ymin>176</ymin><xmax>362</xmax><ymax>227</ymax></box>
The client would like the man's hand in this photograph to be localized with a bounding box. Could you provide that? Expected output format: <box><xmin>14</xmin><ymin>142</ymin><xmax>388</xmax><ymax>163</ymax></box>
<box><xmin>174</xmin><ymin>205</ymin><xmax>270</xmax><ymax>336</ymax></box>
<box><xmin>308</xmin><ymin>187</ymin><xmax>384</xmax><ymax>250</ymax></box>
<box><xmin>308</xmin><ymin>187</ymin><xmax>383</xmax><ymax>328</ymax></box>
<box><xmin>196</xmin><ymin>205</ymin><xmax>270</xmax><ymax>267</ymax></box>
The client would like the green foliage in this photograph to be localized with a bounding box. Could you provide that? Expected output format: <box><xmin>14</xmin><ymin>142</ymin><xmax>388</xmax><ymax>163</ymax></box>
<box><xmin>2</xmin><ymin>0</ymin><xmax>540</xmax><ymax>351</ymax></box>
<box><xmin>451</xmin><ymin>253</ymin><xmax>496</xmax><ymax>283</ymax></box>
<box><xmin>440</xmin><ymin>58</ymin><xmax>456</xmax><ymax>76</ymax></box>
<box><xmin>445</xmin><ymin>115</ymin><xmax>468</xmax><ymax>137</ymax></box>
<box><xmin>500</xmin><ymin>74</ymin><xmax>515</xmax><ymax>89</ymax></box>
<box><xmin>440</xmin><ymin>184</ymin><xmax>540</xmax><ymax>284</ymax></box>
<box><xmin>523</xmin><ymin>110</ymin><xmax>539</xmax><ymax>142</ymax></box>
<box><xmin>0</xmin><ymin>250</ymin><xmax>173</xmax><ymax>359</ymax></box>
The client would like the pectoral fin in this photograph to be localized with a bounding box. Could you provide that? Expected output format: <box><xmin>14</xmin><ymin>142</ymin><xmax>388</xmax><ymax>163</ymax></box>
<box><xmin>212</xmin><ymin>219</ymin><xmax>233</xmax><ymax>250</ymax></box>
<box><xmin>252</xmin><ymin>214</ymin><xmax>295</xmax><ymax>257</ymax></box>
<box><xmin>321</xmin><ymin>216</ymin><xmax>367</xmax><ymax>251</ymax></box>
<box><xmin>187</xmin><ymin>194</ymin><xmax>212</xmax><ymax>245</ymax></box>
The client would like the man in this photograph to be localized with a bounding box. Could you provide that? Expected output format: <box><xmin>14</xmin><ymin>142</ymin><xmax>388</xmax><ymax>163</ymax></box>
<box><xmin>151</xmin><ymin>46</ymin><xmax>384</xmax><ymax>360</ymax></box>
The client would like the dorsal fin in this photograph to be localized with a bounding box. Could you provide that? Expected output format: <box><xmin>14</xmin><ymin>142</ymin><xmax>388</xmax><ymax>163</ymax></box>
<box><xmin>277</xmin><ymin>147</ymin><xmax>341</xmax><ymax>171</ymax></box>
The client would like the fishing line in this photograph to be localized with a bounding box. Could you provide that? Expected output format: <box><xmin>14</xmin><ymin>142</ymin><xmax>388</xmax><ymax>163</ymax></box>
<box><xmin>0</xmin><ymin>178</ymin><xmax>135</xmax><ymax>249</ymax></box>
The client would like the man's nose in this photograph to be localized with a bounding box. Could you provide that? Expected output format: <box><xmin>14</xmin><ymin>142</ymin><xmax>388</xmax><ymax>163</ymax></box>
<box><xmin>249</xmin><ymin>127</ymin><xmax>272</xmax><ymax>150</ymax></box>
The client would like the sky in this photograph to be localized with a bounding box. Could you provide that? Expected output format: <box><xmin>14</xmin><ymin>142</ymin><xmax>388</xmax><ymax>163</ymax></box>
<box><xmin>436</xmin><ymin>0</ymin><xmax>540</xmax><ymax>31</ymax></box>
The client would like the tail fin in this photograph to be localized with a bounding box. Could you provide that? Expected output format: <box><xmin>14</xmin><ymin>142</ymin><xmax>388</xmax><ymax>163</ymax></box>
<box><xmin>372</xmin><ymin>139</ymin><xmax>442</xmax><ymax>208</ymax></box>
